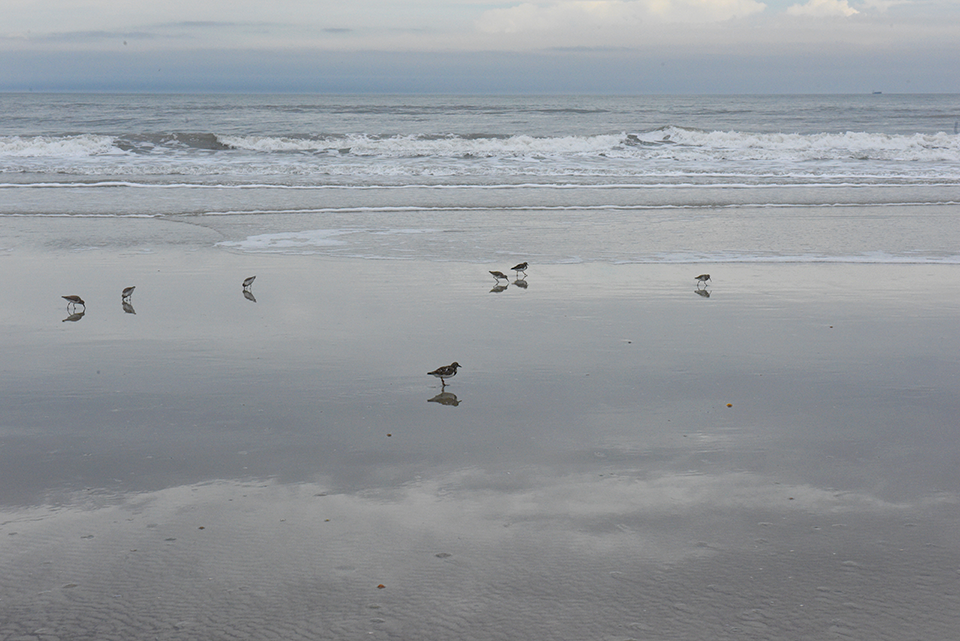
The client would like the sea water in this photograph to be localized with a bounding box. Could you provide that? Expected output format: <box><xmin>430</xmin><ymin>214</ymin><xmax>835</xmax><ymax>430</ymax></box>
<box><xmin>2</xmin><ymin>93</ymin><xmax>959</xmax><ymax>263</ymax></box>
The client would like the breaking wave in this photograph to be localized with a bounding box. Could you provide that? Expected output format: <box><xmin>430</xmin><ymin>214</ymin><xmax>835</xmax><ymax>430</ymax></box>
<box><xmin>3</xmin><ymin>128</ymin><xmax>959</xmax><ymax>169</ymax></box>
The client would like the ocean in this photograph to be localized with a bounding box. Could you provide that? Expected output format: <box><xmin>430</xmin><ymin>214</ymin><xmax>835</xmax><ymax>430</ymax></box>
<box><xmin>2</xmin><ymin>92</ymin><xmax>959</xmax><ymax>263</ymax></box>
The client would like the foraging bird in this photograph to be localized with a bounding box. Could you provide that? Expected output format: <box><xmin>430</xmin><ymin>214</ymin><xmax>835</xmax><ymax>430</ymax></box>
<box><xmin>695</xmin><ymin>274</ymin><xmax>711</xmax><ymax>286</ymax></box>
<box><xmin>121</xmin><ymin>286</ymin><xmax>135</xmax><ymax>299</ymax></box>
<box><xmin>427</xmin><ymin>362</ymin><xmax>461</xmax><ymax>386</ymax></box>
<box><xmin>62</xmin><ymin>295</ymin><xmax>85</xmax><ymax>309</ymax></box>
<box><xmin>511</xmin><ymin>262</ymin><xmax>528</xmax><ymax>276</ymax></box>
<box><xmin>490</xmin><ymin>270</ymin><xmax>509</xmax><ymax>281</ymax></box>
<box><xmin>242</xmin><ymin>276</ymin><xmax>256</xmax><ymax>289</ymax></box>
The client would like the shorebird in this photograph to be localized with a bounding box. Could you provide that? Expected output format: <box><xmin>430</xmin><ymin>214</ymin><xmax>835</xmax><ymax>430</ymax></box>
<box><xmin>695</xmin><ymin>274</ymin><xmax>711</xmax><ymax>287</ymax></box>
<box><xmin>427</xmin><ymin>362</ymin><xmax>461</xmax><ymax>387</ymax></box>
<box><xmin>511</xmin><ymin>262</ymin><xmax>528</xmax><ymax>276</ymax></box>
<box><xmin>62</xmin><ymin>295</ymin><xmax>85</xmax><ymax>309</ymax></box>
<box><xmin>489</xmin><ymin>270</ymin><xmax>509</xmax><ymax>282</ymax></box>
<box><xmin>121</xmin><ymin>286</ymin><xmax>135</xmax><ymax>300</ymax></box>
<box><xmin>242</xmin><ymin>276</ymin><xmax>256</xmax><ymax>289</ymax></box>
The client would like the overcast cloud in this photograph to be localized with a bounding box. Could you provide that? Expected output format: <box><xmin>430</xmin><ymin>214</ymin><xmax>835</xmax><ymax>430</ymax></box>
<box><xmin>1</xmin><ymin>0</ymin><xmax>958</xmax><ymax>92</ymax></box>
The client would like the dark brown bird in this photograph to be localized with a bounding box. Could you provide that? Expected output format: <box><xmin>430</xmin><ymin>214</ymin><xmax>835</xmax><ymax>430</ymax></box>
<box><xmin>695</xmin><ymin>274</ymin><xmax>711</xmax><ymax>286</ymax></box>
<box><xmin>62</xmin><ymin>295</ymin><xmax>85</xmax><ymax>309</ymax></box>
<box><xmin>511</xmin><ymin>262</ymin><xmax>528</xmax><ymax>276</ymax></box>
<box><xmin>427</xmin><ymin>362</ymin><xmax>462</xmax><ymax>386</ymax></box>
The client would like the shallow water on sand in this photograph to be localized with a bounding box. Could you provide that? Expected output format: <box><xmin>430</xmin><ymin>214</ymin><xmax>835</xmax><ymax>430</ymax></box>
<box><xmin>2</xmin><ymin>231</ymin><xmax>959</xmax><ymax>639</ymax></box>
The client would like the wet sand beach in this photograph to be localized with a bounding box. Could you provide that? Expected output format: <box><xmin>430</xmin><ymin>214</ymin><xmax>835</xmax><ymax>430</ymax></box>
<box><xmin>2</xmin><ymin>217</ymin><xmax>959</xmax><ymax>639</ymax></box>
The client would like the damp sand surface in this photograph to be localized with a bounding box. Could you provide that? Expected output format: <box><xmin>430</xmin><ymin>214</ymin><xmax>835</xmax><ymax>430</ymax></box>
<box><xmin>2</xmin><ymin>224</ymin><xmax>960</xmax><ymax>640</ymax></box>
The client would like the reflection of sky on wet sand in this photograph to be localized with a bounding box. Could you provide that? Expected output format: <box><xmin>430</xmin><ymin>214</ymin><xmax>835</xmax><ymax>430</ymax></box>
<box><xmin>3</xmin><ymin>252</ymin><xmax>959</xmax><ymax>500</ymax></box>
<box><xmin>3</xmin><ymin>472</ymin><xmax>959</xmax><ymax>639</ymax></box>
<box><xmin>2</xmin><ymin>244</ymin><xmax>960</xmax><ymax>637</ymax></box>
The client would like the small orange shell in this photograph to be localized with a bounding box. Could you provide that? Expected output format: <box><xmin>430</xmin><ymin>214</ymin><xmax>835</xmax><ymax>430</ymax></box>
<box><xmin>377</xmin><ymin>584</ymin><xmax>386</xmax><ymax>589</ymax></box>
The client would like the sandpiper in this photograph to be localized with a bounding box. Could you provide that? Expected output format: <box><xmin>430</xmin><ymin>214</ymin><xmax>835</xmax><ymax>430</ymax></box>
<box><xmin>243</xmin><ymin>276</ymin><xmax>256</xmax><ymax>289</ymax></box>
<box><xmin>489</xmin><ymin>270</ymin><xmax>509</xmax><ymax>282</ymax></box>
<box><xmin>62</xmin><ymin>295</ymin><xmax>85</xmax><ymax>309</ymax></box>
<box><xmin>122</xmin><ymin>286</ymin><xmax>135</xmax><ymax>299</ymax></box>
<box><xmin>427</xmin><ymin>362</ymin><xmax>461</xmax><ymax>386</ymax></box>
<box><xmin>695</xmin><ymin>274</ymin><xmax>711</xmax><ymax>287</ymax></box>
<box><xmin>511</xmin><ymin>262</ymin><xmax>528</xmax><ymax>276</ymax></box>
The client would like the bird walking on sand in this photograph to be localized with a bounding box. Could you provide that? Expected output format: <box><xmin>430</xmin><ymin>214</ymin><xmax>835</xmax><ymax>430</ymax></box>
<box><xmin>122</xmin><ymin>286</ymin><xmax>135</xmax><ymax>300</ymax></box>
<box><xmin>242</xmin><ymin>276</ymin><xmax>256</xmax><ymax>289</ymax></box>
<box><xmin>695</xmin><ymin>274</ymin><xmax>711</xmax><ymax>287</ymax></box>
<box><xmin>489</xmin><ymin>270</ymin><xmax>509</xmax><ymax>282</ymax></box>
<box><xmin>511</xmin><ymin>262</ymin><xmax>528</xmax><ymax>276</ymax></box>
<box><xmin>62</xmin><ymin>295</ymin><xmax>85</xmax><ymax>309</ymax></box>
<box><xmin>427</xmin><ymin>362</ymin><xmax>461</xmax><ymax>387</ymax></box>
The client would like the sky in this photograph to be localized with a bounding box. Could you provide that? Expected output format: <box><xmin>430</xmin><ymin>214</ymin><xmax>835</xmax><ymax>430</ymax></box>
<box><xmin>1</xmin><ymin>0</ymin><xmax>958</xmax><ymax>93</ymax></box>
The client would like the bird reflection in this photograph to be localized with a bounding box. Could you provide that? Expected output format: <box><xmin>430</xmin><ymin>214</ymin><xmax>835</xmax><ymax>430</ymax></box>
<box><xmin>122</xmin><ymin>300</ymin><xmax>137</xmax><ymax>314</ymax></box>
<box><xmin>490</xmin><ymin>283</ymin><xmax>509</xmax><ymax>293</ymax></box>
<box><xmin>62</xmin><ymin>310</ymin><xmax>85</xmax><ymax>322</ymax></box>
<box><xmin>512</xmin><ymin>277</ymin><xmax>528</xmax><ymax>289</ymax></box>
<box><xmin>694</xmin><ymin>288</ymin><xmax>710</xmax><ymax>298</ymax></box>
<box><xmin>243</xmin><ymin>290</ymin><xmax>257</xmax><ymax>303</ymax></box>
<box><xmin>428</xmin><ymin>391</ymin><xmax>461</xmax><ymax>406</ymax></box>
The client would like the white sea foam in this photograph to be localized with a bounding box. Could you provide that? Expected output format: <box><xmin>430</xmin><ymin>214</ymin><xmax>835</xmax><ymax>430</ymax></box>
<box><xmin>4</xmin><ymin>180</ymin><xmax>958</xmax><ymax>190</ymax></box>
<box><xmin>214</xmin><ymin>129</ymin><xmax>960</xmax><ymax>165</ymax></box>
<box><xmin>0</xmin><ymin>134</ymin><xmax>122</xmax><ymax>157</ymax></box>
<box><xmin>217</xmin><ymin>230</ymin><xmax>351</xmax><ymax>251</ymax></box>
<box><xmin>5</xmin><ymin>130</ymin><xmax>958</xmax><ymax>175</ymax></box>
<box><xmin>652</xmin><ymin>128</ymin><xmax>960</xmax><ymax>163</ymax></box>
